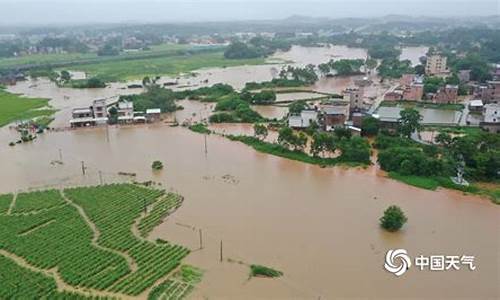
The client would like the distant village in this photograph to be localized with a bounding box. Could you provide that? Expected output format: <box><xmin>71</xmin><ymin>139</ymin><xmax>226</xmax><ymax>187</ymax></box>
<box><xmin>287</xmin><ymin>52</ymin><xmax>499</xmax><ymax>134</ymax></box>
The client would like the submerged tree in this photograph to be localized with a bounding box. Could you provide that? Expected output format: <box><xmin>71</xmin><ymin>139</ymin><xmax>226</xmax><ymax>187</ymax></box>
<box><xmin>253</xmin><ymin>123</ymin><xmax>268</xmax><ymax>141</ymax></box>
<box><xmin>151</xmin><ymin>161</ymin><xmax>164</xmax><ymax>171</ymax></box>
<box><xmin>380</xmin><ymin>205</ymin><xmax>408</xmax><ymax>232</ymax></box>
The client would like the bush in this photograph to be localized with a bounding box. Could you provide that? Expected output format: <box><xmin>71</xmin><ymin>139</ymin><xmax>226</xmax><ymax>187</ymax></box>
<box><xmin>250</xmin><ymin>265</ymin><xmax>283</xmax><ymax>278</ymax></box>
<box><xmin>188</xmin><ymin>123</ymin><xmax>211</xmax><ymax>134</ymax></box>
<box><xmin>338</xmin><ymin>136</ymin><xmax>371</xmax><ymax>164</ymax></box>
<box><xmin>151</xmin><ymin>161</ymin><xmax>164</xmax><ymax>171</ymax></box>
<box><xmin>380</xmin><ymin>205</ymin><xmax>407</xmax><ymax>232</ymax></box>
<box><xmin>209</xmin><ymin>112</ymin><xmax>237</xmax><ymax>123</ymax></box>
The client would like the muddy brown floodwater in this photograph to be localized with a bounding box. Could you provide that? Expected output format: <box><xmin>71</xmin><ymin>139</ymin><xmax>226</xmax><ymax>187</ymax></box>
<box><xmin>0</xmin><ymin>125</ymin><xmax>498</xmax><ymax>300</ymax></box>
<box><xmin>1</xmin><ymin>44</ymin><xmax>497</xmax><ymax>299</ymax></box>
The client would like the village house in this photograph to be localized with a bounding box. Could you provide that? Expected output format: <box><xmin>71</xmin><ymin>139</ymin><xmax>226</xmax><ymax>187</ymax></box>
<box><xmin>476</xmin><ymin>81</ymin><xmax>500</xmax><ymax>104</ymax></box>
<box><xmin>70</xmin><ymin>99</ymin><xmax>109</xmax><ymax>127</ymax></box>
<box><xmin>480</xmin><ymin>104</ymin><xmax>500</xmax><ymax>133</ymax></box>
<box><xmin>384</xmin><ymin>74</ymin><xmax>423</xmax><ymax>102</ymax></box>
<box><xmin>433</xmin><ymin>85</ymin><xmax>459</xmax><ymax>104</ymax></box>
<box><xmin>117</xmin><ymin>101</ymin><xmax>134</xmax><ymax>124</ymax></box>
<box><xmin>384</xmin><ymin>90</ymin><xmax>404</xmax><ymax>101</ymax></box>
<box><xmin>403</xmin><ymin>83</ymin><xmax>424</xmax><ymax>101</ymax></box>
<box><xmin>288</xmin><ymin>110</ymin><xmax>319</xmax><ymax>129</ymax></box>
<box><xmin>146</xmin><ymin>109</ymin><xmax>161</xmax><ymax>123</ymax></box>
<box><xmin>343</xmin><ymin>88</ymin><xmax>363</xmax><ymax>112</ymax></box>
<box><xmin>425</xmin><ymin>53</ymin><xmax>450</xmax><ymax>77</ymax></box>
<box><xmin>468</xmin><ymin>100</ymin><xmax>484</xmax><ymax>113</ymax></box>
<box><xmin>320</xmin><ymin>103</ymin><xmax>350</xmax><ymax>131</ymax></box>
<box><xmin>70</xmin><ymin>108</ymin><xmax>95</xmax><ymax>128</ymax></box>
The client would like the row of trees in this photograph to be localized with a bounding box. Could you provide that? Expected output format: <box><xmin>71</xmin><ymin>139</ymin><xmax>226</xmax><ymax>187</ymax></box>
<box><xmin>318</xmin><ymin>59</ymin><xmax>365</xmax><ymax>76</ymax></box>
<box><xmin>254</xmin><ymin>125</ymin><xmax>371</xmax><ymax>164</ymax></box>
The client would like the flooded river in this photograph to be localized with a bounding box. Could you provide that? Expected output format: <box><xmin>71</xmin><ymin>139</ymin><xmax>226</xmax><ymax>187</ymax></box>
<box><xmin>1</xmin><ymin>44</ymin><xmax>498</xmax><ymax>299</ymax></box>
<box><xmin>0</xmin><ymin>125</ymin><xmax>497</xmax><ymax>299</ymax></box>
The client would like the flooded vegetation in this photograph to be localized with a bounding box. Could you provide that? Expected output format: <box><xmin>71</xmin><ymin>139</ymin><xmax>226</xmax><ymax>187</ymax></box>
<box><xmin>0</xmin><ymin>12</ymin><xmax>498</xmax><ymax>299</ymax></box>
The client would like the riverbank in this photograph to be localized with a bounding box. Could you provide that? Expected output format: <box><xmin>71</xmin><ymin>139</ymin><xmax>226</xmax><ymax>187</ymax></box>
<box><xmin>388</xmin><ymin>172</ymin><xmax>500</xmax><ymax>204</ymax></box>
<box><xmin>227</xmin><ymin>135</ymin><xmax>369</xmax><ymax>167</ymax></box>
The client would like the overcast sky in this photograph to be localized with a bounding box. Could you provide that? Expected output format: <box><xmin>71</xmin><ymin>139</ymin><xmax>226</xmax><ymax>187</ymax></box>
<box><xmin>0</xmin><ymin>0</ymin><xmax>498</xmax><ymax>25</ymax></box>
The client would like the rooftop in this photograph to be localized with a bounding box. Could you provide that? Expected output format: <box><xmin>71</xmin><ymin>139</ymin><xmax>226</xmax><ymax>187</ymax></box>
<box><xmin>146</xmin><ymin>108</ymin><xmax>161</xmax><ymax>114</ymax></box>
<box><xmin>483</xmin><ymin>104</ymin><xmax>500</xmax><ymax>123</ymax></box>
<box><xmin>469</xmin><ymin>100</ymin><xmax>484</xmax><ymax>107</ymax></box>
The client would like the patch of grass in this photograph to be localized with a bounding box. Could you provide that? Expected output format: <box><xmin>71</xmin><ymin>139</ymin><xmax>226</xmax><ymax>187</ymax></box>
<box><xmin>388</xmin><ymin>172</ymin><xmax>499</xmax><ymax>204</ymax></box>
<box><xmin>250</xmin><ymin>264</ymin><xmax>283</xmax><ymax>278</ymax></box>
<box><xmin>0</xmin><ymin>90</ymin><xmax>55</xmax><ymax>127</ymax></box>
<box><xmin>188</xmin><ymin>123</ymin><xmax>211</xmax><ymax>134</ymax></box>
<box><xmin>388</xmin><ymin>172</ymin><xmax>440</xmax><ymax>190</ymax></box>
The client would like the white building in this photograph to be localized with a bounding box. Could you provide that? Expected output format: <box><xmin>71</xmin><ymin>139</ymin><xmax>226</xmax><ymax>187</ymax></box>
<box><xmin>288</xmin><ymin>110</ymin><xmax>319</xmax><ymax>129</ymax></box>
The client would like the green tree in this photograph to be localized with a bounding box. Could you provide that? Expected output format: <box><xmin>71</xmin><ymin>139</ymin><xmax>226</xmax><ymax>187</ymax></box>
<box><xmin>380</xmin><ymin>205</ymin><xmax>408</xmax><ymax>232</ymax></box>
<box><xmin>277</xmin><ymin>127</ymin><xmax>295</xmax><ymax>149</ymax></box>
<box><xmin>435</xmin><ymin>132</ymin><xmax>452</xmax><ymax>147</ymax></box>
<box><xmin>253</xmin><ymin>123</ymin><xmax>268</xmax><ymax>141</ymax></box>
<box><xmin>86</xmin><ymin>77</ymin><xmax>106</xmax><ymax>88</ymax></box>
<box><xmin>142</xmin><ymin>76</ymin><xmax>151</xmax><ymax>87</ymax></box>
<box><xmin>334</xmin><ymin>127</ymin><xmax>352</xmax><ymax>140</ymax></box>
<box><xmin>60</xmin><ymin>70</ymin><xmax>71</xmax><ymax>82</ymax></box>
<box><xmin>293</xmin><ymin>132</ymin><xmax>308</xmax><ymax>151</ymax></box>
<box><xmin>361</xmin><ymin>116</ymin><xmax>380</xmax><ymax>136</ymax></box>
<box><xmin>318</xmin><ymin>63</ymin><xmax>331</xmax><ymax>76</ymax></box>
<box><xmin>366</xmin><ymin>58</ymin><xmax>377</xmax><ymax>70</ymax></box>
<box><xmin>288</xmin><ymin>100</ymin><xmax>308</xmax><ymax>115</ymax></box>
<box><xmin>311</xmin><ymin>132</ymin><xmax>336</xmax><ymax>157</ymax></box>
<box><xmin>398</xmin><ymin>108</ymin><xmax>422</xmax><ymax>138</ymax></box>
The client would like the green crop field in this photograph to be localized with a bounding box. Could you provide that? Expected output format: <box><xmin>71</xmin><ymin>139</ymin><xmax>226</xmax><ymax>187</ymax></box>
<box><xmin>0</xmin><ymin>183</ymin><xmax>198</xmax><ymax>299</ymax></box>
<box><xmin>0</xmin><ymin>90</ymin><xmax>54</xmax><ymax>127</ymax></box>
<box><xmin>0</xmin><ymin>44</ymin><xmax>190</xmax><ymax>70</ymax></box>
<box><xmin>70</xmin><ymin>51</ymin><xmax>265</xmax><ymax>81</ymax></box>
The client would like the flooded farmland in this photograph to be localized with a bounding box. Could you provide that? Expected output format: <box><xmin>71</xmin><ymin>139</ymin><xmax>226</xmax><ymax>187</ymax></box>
<box><xmin>0</xmin><ymin>125</ymin><xmax>498</xmax><ymax>299</ymax></box>
<box><xmin>1</xmin><ymin>44</ymin><xmax>498</xmax><ymax>299</ymax></box>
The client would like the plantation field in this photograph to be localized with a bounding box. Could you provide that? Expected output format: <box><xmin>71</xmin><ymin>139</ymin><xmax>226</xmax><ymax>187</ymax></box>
<box><xmin>0</xmin><ymin>183</ymin><xmax>197</xmax><ymax>299</ymax></box>
<box><xmin>69</xmin><ymin>51</ymin><xmax>266</xmax><ymax>81</ymax></box>
<box><xmin>0</xmin><ymin>90</ymin><xmax>54</xmax><ymax>127</ymax></box>
<box><xmin>0</xmin><ymin>44</ymin><xmax>191</xmax><ymax>70</ymax></box>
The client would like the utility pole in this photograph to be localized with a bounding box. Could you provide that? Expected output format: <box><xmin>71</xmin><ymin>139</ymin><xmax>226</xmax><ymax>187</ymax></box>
<box><xmin>220</xmin><ymin>240</ymin><xmax>223</xmax><ymax>262</ymax></box>
<box><xmin>204</xmin><ymin>134</ymin><xmax>208</xmax><ymax>155</ymax></box>
<box><xmin>81</xmin><ymin>161</ymin><xmax>86</xmax><ymax>175</ymax></box>
<box><xmin>58</xmin><ymin>149</ymin><xmax>62</xmax><ymax>162</ymax></box>
<box><xmin>199</xmin><ymin>229</ymin><xmax>203</xmax><ymax>249</ymax></box>
<box><xmin>99</xmin><ymin>171</ymin><xmax>103</xmax><ymax>185</ymax></box>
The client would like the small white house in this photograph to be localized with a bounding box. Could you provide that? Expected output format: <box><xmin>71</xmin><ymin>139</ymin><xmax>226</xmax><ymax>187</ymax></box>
<box><xmin>146</xmin><ymin>108</ymin><xmax>161</xmax><ymax>123</ymax></box>
<box><xmin>288</xmin><ymin>110</ymin><xmax>319</xmax><ymax>129</ymax></box>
